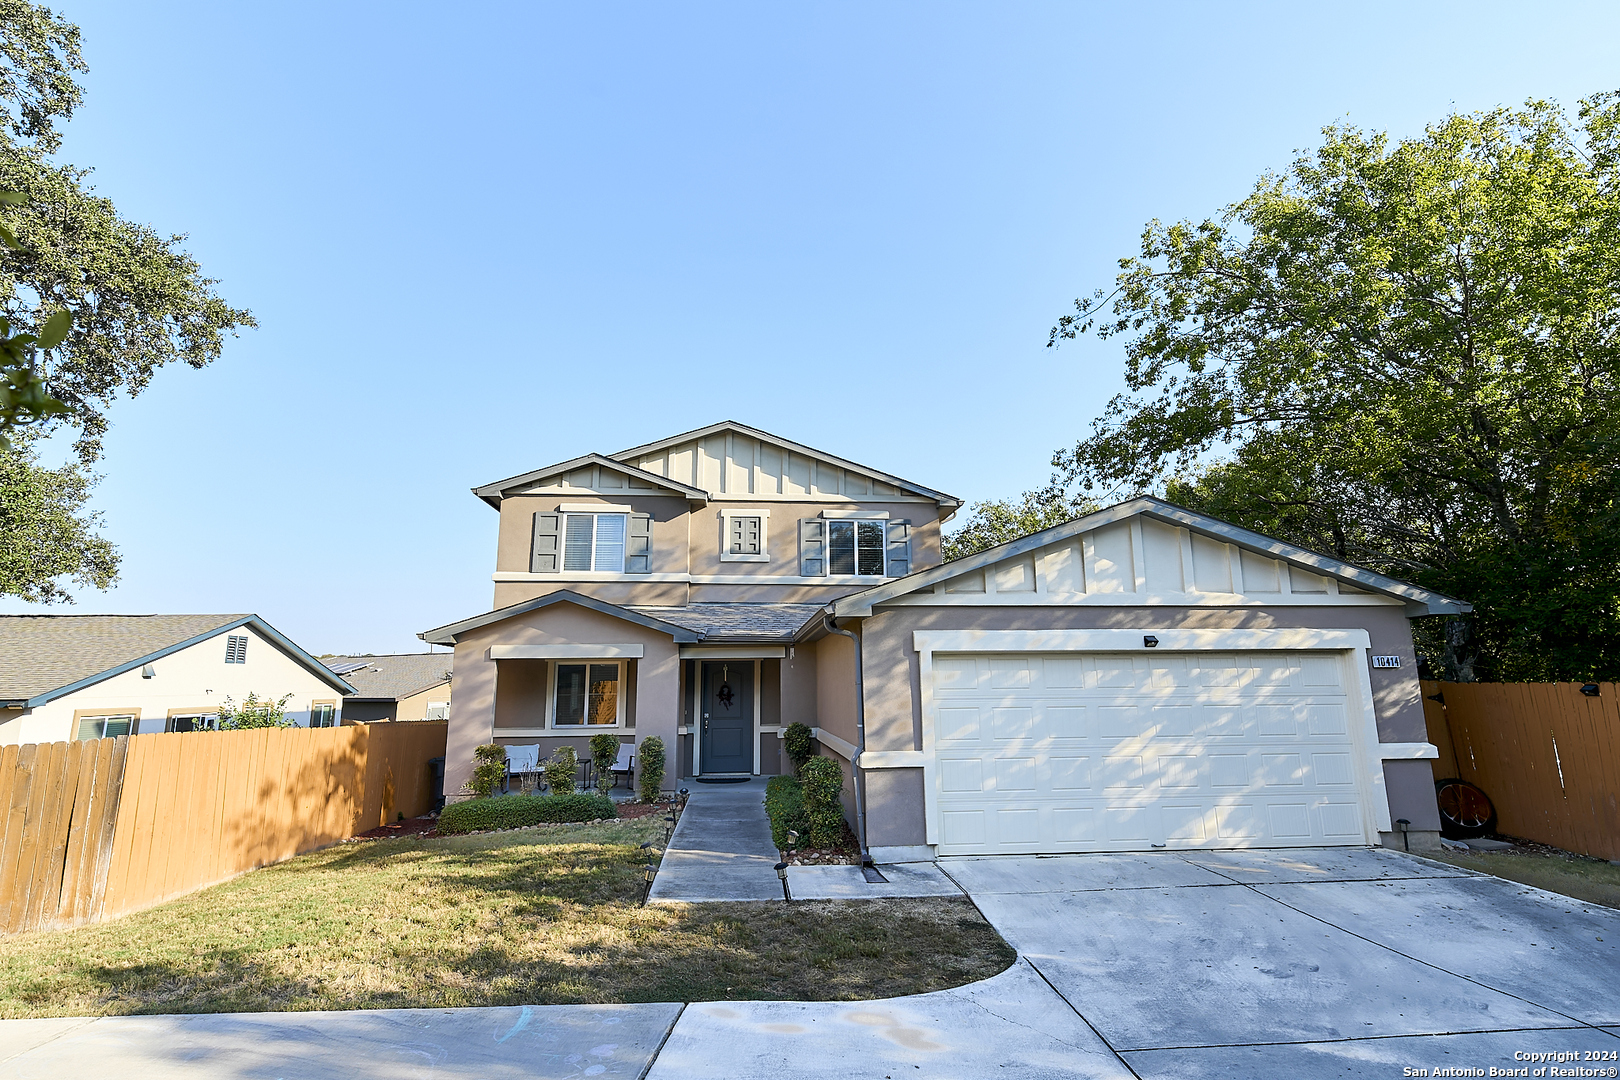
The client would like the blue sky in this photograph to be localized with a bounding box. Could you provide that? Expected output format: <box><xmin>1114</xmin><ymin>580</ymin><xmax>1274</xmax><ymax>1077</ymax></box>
<box><xmin>4</xmin><ymin>2</ymin><xmax>1617</xmax><ymax>654</ymax></box>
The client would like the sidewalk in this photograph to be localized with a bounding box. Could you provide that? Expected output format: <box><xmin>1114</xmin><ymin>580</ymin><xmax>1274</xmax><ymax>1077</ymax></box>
<box><xmin>0</xmin><ymin>1003</ymin><xmax>683</xmax><ymax>1079</ymax></box>
<box><xmin>646</xmin><ymin>777</ymin><xmax>959</xmax><ymax>902</ymax></box>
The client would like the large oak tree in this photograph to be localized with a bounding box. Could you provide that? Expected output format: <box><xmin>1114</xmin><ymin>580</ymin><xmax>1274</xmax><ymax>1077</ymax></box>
<box><xmin>0</xmin><ymin>2</ymin><xmax>253</xmax><ymax>602</ymax></box>
<box><xmin>1048</xmin><ymin>96</ymin><xmax>1620</xmax><ymax>682</ymax></box>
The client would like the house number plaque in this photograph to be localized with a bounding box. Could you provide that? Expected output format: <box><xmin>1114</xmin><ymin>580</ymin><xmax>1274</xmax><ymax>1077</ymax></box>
<box><xmin>1370</xmin><ymin>655</ymin><xmax>1402</xmax><ymax>669</ymax></box>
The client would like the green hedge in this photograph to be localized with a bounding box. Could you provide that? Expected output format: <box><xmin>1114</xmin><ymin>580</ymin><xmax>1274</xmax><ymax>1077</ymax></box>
<box><xmin>437</xmin><ymin>793</ymin><xmax>618</xmax><ymax>835</ymax></box>
<box><xmin>799</xmin><ymin>757</ymin><xmax>847</xmax><ymax>847</ymax></box>
<box><xmin>764</xmin><ymin>775</ymin><xmax>809</xmax><ymax>851</ymax></box>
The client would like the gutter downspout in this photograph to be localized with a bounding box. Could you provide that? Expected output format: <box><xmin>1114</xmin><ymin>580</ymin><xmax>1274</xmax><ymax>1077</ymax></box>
<box><xmin>822</xmin><ymin>614</ymin><xmax>871</xmax><ymax>867</ymax></box>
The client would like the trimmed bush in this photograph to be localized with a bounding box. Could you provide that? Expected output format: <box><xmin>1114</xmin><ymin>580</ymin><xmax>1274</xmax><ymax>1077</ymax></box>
<box><xmin>637</xmin><ymin>736</ymin><xmax>665</xmax><ymax>802</ymax></box>
<box><xmin>467</xmin><ymin>744</ymin><xmax>507</xmax><ymax>799</ymax></box>
<box><xmin>589</xmin><ymin>732</ymin><xmax>620</xmax><ymax>795</ymax></box>
<box><xmin>783</xmin><ymin>722</ymin><xmax>813</xmax><ymax>777</ymax></box>
<box><xmin>437</xmin><ymin>793</ymin><xmax>618</xmax><ymax>835</ymax></box>
<box><xmin>799</xmin><ymin>756</ymin><xmax>847</xmax><ymax>847</ymax></box>
<box><xmin>544</xmin><ymin>745</ymin><xmax>578</xmax><ymax>795</ymax></box>
<box><xmin>764</xmin><ymin>775</ymin><xmax>809</xmax><ymax>852</ymax></box>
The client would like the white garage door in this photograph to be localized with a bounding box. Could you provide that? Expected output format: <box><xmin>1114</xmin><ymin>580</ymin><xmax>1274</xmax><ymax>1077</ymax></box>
<box><xmin>929</xmin><ymin>651</ymin><xmax>1371</xmax><ymax>855</ymax></box>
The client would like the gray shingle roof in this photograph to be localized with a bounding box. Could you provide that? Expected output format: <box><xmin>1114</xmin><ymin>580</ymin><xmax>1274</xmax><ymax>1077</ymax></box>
<box><xmin>322</xmin><ymin>654</ymin><xmax>453</xmax><ymax>700</ymax></box>
<box><xmin>0</xmin><ymin>614</ymin><xmax>250</xmax><ymax>702</ymax></box>
<box><xmin>625</xmin><ymin>603</ymin><xmax>825</xmax><ymax>643</ymax></box>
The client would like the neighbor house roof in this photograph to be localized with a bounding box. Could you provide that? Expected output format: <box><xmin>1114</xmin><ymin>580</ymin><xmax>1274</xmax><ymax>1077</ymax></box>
<box><xmin>624</xmin><ymin>603</ymin><xmax>825</xmax><ymax>643</ymax></box>
<box><xmin>833</xmin><ymin>495</ymin><xmax>1472</xmax><ymax>619</ymax></box>
<box><xmin>0</xmin><ymin>614</ymin><xmax>356</xmax><ymax>708</ymax></box>
<box><xmin>322</xmin><ymin>654</ymin><xmax>454</xmax><ymax>701</ymax></box>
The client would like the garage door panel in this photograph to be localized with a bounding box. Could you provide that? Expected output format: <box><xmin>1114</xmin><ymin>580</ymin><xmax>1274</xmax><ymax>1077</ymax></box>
<box><xmin>930</xmin><ymin>650</ymin><xmax>1369</xmax><ymax>855</ymax></box>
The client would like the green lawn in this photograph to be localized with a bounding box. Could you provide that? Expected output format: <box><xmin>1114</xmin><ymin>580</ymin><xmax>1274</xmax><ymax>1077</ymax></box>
<box><xmin>0</xmin><ymin>819</ymin><xmax>1014</xmax><ymax>1018</ymax></box>
<box><xmin>1429</xmin><ymin>845</ymin><xmax>1620</xmax><ymax>909</ymax></box>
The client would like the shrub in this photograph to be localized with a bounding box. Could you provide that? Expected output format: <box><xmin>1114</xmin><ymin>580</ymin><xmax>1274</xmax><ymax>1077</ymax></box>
<box><xmin>544</xmin><ymin>745</ymin><xmax>578</xmax><ymax>795</ymax></box>
<box><xmin>764</xmin><ymin>774</ymin><xmax>809</xmax><ymax>851</ymax></box>
<box><xmin>589</xmin><ymin>732</ymin><xmax>620</xmax><ymax>795</ymax></box>
<box><xmin>637</xmin><ymin>736</ymin><xmax>665</xmax><ymax>802</ymax></box>
<box><xmin>437</xmin><ymin>793</ymin><xmax>618</xmax><ymax>835</ymax></box>
<box><xmin>800</xmin><ymin>756</ymin><xmax>846</xmax><ymax>847</ymax></box>
<box><xmin>467</xmin><ymin>743</ymin><xmax>507</xmax><ymax>799</ymax></box>
<box><xmin>783</xmin><ymin>722</ymin><xmax>813</xmax><ymax>776</ymax></box>
<box><xmin>216</xmin><ymin>692</ymin><xmax>296</xmax><ymax>731</ymax></box>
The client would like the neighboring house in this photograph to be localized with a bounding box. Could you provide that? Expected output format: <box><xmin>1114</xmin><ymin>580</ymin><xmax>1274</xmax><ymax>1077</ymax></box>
<box><xmin>422</xmin><ymin>420</ymin><xmax>1463</xmax><ymax>859</ymax></box>
<box><xmin>323</xmin><ymin>653</ymin><xmax>453</xmax><ymax>722</ymax></box>
<box><xmin>0</xmin><ymin>615</ymin><xmax>357</xmax><ymax>746</ymax></box>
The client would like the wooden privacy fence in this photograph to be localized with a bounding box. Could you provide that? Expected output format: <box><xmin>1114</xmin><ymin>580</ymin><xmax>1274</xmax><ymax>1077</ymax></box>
<box><xmin>1422</xmin><ymin>680</ymin><xmax>1620</xmax><ymax>861</ymax></box>
<box><xmin>0</xmin><ymin>720</ymin><xmax>446</xmax><ymax>937</ymax></box>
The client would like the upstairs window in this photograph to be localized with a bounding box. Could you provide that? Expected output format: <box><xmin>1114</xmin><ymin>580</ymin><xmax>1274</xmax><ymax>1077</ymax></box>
<box><xmin>719</xmin><ymin>509</ymin><xmax>770</xmax><ymax>563</ymax></box>
<box><xmin>224</xmin><ymin>635</ymin><xmax>248</xmax><ymax>664</ymax></box>
<box><xmin>562</xmin><ymin>513</ymin><xmax>627</xmax><ymax>572</ymax></box>
<box><xmin>829</xmin><ymin>519</ymin><xmax>886</xmax><ymax>576</ymax></box>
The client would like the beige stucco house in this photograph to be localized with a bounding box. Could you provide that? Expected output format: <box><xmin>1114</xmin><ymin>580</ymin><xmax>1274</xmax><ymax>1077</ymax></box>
<box><xmin>0</xmin><ymin>615</ymin><xmax>356</xmax><ymax>746</ymax></box>
<box><xmin>423</xmin><ymin>420</ymin><xmax>1463</xmax><ymax>860</ymax></box>
<box><xmin>323</xmin><ymin>654</ymin><xmax>453</xmax><ymax>723</ymax></box>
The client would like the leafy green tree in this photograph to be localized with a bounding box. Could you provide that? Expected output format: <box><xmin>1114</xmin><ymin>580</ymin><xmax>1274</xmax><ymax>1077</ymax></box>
<box><xmin>0</xmin><ymin>440</ymin><xmax>114</xmax><ymax>601</ymax></box>
<box><xmin>0</xmin><ymin>3</ymin><xmax>254</xmax><ymax>601</ymax></box>
<box><xmin>1049</xmin><ymin>95</ymin><xmax>1620</xmax><ymax>682</ymax></box>
<box><xmin>942</xmin><ymin>487</ymin><xmax>1096</xmax><ymax>562</ymax></box>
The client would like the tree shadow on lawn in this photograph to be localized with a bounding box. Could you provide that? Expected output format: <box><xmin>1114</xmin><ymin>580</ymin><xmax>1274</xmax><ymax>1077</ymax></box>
<box><xmin>0</xmin><ymin>824</ymin><xmax>1013</xmax><ymax>1017</ymax></box>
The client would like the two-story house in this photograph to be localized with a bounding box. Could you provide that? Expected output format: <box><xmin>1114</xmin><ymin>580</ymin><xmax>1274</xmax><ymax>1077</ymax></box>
<box><xmin>423</xmin><ymin>420</ymin><xmax>1465</xmax><ymax>862</ymax></box>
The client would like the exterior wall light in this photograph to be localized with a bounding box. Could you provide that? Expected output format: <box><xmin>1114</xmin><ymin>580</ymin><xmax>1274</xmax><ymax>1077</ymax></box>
<box><xmin>1395</xmin><ymin>818</ymin><xmax>1411</xmax><ymax>852</ymax></box>
<box><xmin>1580</xmin><ymin>684</ymin><xmax>1600</xmax><ymax>698</ymax></box>
<box><xmin>1143</xmin><ymin>635</ymin><xmax>1159</xmax><ymax>648</ymax></box>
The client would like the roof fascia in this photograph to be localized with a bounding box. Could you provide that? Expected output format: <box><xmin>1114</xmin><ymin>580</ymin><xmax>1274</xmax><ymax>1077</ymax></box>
<box><xmin>613</xmin><ymin>420</ymin><xmax>962</xmax><ymax>508</ymax></box>
<box><xmin>23</xmin><ymin>615</ymin><xmax>356</xmax><ymax>708</ymax></box>
<box><xmin>418</xmin><ymin>590</ymin><xmax>703</xmax><ymax>645</ymax></box>
<box><xmin>471</xmin><ymin>453</ymin><xmax>710</xmax><ymax>509</ymax></box>
<box><xmin>834</xmin><ymin>497</ymin><xmax>1470</xmax><ymax>618</ymax></box>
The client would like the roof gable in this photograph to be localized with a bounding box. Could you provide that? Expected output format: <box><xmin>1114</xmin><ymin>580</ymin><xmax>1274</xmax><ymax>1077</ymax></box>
<box><xmin>614</xmin><ymin>421</ymin><xmax>960</xmax><ymax>507</ymax></box>
<box><xmin>0</xmin><ymin>614</ymin><xmax>356</xmax><ymax>706</ymax></box>
<box><xmin>419</xmin><ymin>590</ymin><xmax>704</xmax><ymax>645</ymax></box>
<box><xmin>833</xmin><ymin>496</ymin><xmax>1470</xmax><ymax>618</ymax></box>
<box><xmin>472</xmin><ymin>453</ymin><xmax>709</xmax><ymax>509</ymax></box>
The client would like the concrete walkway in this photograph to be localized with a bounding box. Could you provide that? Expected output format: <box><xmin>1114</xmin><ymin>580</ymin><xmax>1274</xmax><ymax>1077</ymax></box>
<box><xmin>647</xmin><ymin>777</ymin><xmax>959</xmax><ymax>902</ymax></box>
<box><xmin>0</xmin><ymin>1003</ymin><xmax>683</xmax><ymax>1079</ymax></box>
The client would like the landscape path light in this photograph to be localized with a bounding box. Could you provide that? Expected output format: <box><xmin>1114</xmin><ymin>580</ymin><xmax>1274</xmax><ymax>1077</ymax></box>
<box><xmin>775</xmin><ymin>861</ymin><xmax>791</xmax><ymax>903</ymax></box>
<box><xmin>641</xmin><ymin>862</ymin><xmax>657</xmax><ymax>906</ymax></box>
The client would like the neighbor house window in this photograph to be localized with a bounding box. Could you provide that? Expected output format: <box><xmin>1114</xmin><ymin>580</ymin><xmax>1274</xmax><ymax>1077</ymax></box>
<box><xmin>719</xmin><ymin>508</ymin><xmax>770</xmax><ymax>563</ymax></box>
<box><xmin>166</xmin><ymin>713</ymin><xmax>216</xmax><ymax>732</ymax></box>
<box><xmin>828</xmin><ymin>519</ymin><xmax>885</xmax><ymax>576</ymax></box>
<box><xmin>76</xmin><ymin>714</ymin><xmax>134</xmax><ymax>740</ymax></box>
<box><xmin>224</xmin><ymin>635</ymin><xmax>248</xmax><ymax>664</ymax></box>
<box><xmin>552</xmin><ymin>662</ymin><xmax>622</xmax><ymax>726</ymax></box>
<box><xmin>310</xmin><ymin>702</ymin><xmax>337</xmax><ymax>728</ymax></box>
<box><xmin>562</xmin><ymin>513</ymin><xmax>627</xmax><ymax>572</ymax></box>
<box><xmin>424</xmin><ymin>701</ymin><xmax>449</xmax><ymax>720</ymax></box>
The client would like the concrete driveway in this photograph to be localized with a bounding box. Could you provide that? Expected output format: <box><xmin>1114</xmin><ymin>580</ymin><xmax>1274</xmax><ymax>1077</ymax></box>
<box><xmin>946</xmin><ymin>848</ymin><xmax>1620</xmax><ymax>1078</ymax></box>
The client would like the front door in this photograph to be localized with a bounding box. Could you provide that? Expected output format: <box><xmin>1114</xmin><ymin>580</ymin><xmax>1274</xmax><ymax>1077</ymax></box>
<box><xmin>700</xmin><ymin>661</ymin><xmax>753</xmax><ymax>774</ymax></box>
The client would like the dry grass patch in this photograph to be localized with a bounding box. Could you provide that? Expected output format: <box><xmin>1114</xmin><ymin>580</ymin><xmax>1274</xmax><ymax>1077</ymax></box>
<box><xmin>1429</xmin><ymin>844</ymin><xmax>1620</xmax><ymax>910</ymax></box>
<box><xmin>0</xmin><ymin>819</ymin><xmax>1013</xmax><ymax>1018</ymax></box>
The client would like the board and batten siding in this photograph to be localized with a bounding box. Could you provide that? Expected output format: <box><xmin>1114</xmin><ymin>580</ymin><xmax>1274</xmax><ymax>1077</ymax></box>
<box><xmin>886</xmin><ymin>518</ymin><xmax>1391</xmax><ymax>606</ymax></box>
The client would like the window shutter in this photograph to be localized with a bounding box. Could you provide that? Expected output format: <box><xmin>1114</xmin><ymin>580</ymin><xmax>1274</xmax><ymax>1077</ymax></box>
<box><xmin>625</xmin><ymin>513</ymin><xmax>653</xmax><ymax>573</ymax></box>
<box><xmin>886</xmin><ymin>519</ymin><xmax>911</xmax><ymax>576</ymax></box>
<box><xmin>531</xmin><ymin>512</ymin><xmax>563</xmax><ymax>573</ymax></box>
<box><xmin>799</xmin><ymin>519</ymin><xmax>826</xmax><ymax>576</ymax></box>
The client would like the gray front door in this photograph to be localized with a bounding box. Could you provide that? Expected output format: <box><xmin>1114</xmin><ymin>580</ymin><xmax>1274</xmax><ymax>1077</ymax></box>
<box><xmin>700</xmin><ymin>661</ymin><xmax>753</xmax><ymax>774</ymax></box>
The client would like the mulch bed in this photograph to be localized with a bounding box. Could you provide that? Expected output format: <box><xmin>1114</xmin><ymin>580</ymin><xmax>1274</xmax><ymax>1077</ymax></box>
<box><xmin>351</xmin><ymin>816</ymin><xmax>440</xmax><ymax>840</ymax></box>
<box><xmin>783</xmin><ymin>822</ymin><xmax>862</xmax><ymax>865</ymax></box>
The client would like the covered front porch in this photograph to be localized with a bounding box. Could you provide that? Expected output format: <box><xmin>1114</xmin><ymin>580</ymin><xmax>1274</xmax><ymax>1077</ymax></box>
<box><xmin>422</xmin><ymin>591</ymin><xmax>823</xmax><ymax>798</ymax></box>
